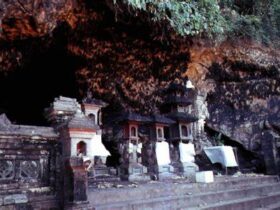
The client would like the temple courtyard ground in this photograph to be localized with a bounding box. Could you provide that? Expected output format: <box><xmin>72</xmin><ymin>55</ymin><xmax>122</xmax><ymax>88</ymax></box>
<box><xmin>88</xmin><ymin>174</ymin><xmax>280</xmax><ymax>210</ymax></box>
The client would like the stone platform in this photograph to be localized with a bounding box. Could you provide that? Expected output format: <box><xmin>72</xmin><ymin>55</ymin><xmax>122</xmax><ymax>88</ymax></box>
<box><xmin>88</xmin><ymin>174</ymin><xmax>280</xmax><ymax>210</ymax></box>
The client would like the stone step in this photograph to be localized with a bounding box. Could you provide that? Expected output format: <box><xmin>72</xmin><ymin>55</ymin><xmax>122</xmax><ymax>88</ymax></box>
<box><xmin>188</xmin><ymin>183</ymin><xmax>280</xmax><ymax>209</ymax></box>
<box><xmin>91</xmin><ymin>182</ymin><xmax>280</xmax><ymax>210</ymax></box>
<box><xmin>89</xmin><ymin>178</ymin><xmax>121</xmax><ymax>188</ymax></box>
<box><xmin>1</xmin><ymin>194</ymin><xmax>59</xmax><ymax>209</ymax></box>
<box><xmin>255</xmin><ymin>202</ymin><xmax>280</xmax><ymax>210</ymax></box>
<box><xmin>89</xmin><ymin>175</ymin><xmax>279</xmax><ymax>206</ymax></box>
<box><xmin>198</xmin><ymin>192</ymin><xmax>280</xmax><ymax>210</ymax></box>
<box><xmin>88</xmin><ymin>176</ymin><xmax>120</xmax><ymax>182</ymax></box>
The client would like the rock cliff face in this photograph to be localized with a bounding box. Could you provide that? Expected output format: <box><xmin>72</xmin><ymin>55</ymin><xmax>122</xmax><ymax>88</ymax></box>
<box><xmin>0</xmin><ymin>1</ymin><xmax>279</xmax><ymax>172</ymax></box>
<box><xmin>188</xmin><ymin>41</ymin><xmax>280</xmax><ymax>148</ymax></box>
<box><xmin>187</xmin><ymin>41</ymin><xmax>280</xmax><ymax>172</ymax></box>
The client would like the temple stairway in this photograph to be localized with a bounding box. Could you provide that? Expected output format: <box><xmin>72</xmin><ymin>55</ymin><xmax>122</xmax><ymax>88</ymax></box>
<box><xmin>88</xmin><ymin>174</ymin><xmax>280</xmax><ymax>210</ymax></box>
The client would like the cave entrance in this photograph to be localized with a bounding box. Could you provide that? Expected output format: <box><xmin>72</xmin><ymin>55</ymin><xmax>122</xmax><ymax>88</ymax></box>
<box><xmin>0</xmin><ymin>27</ymin><xmax>84</xmax><ymax>125</ymax></box>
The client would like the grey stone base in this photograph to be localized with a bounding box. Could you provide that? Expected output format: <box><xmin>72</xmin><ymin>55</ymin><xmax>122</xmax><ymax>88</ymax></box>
<box><xmin>88</xmin><ymin>167</ymin><xmax>120</xmax><ymax>187</ymax></box>
<box><xmin>157</xmin><ymin>164</ymin><xmax>177</xmax><ymax>180</ymax></box>
<box><xmin>157</xmin><ymin>172</ymin><xmax>178</xmax><ymax>181</ymax></box>
<box><xmin>65</xmin><ymin>201</ymin><xmax>92</xmax><ymax>210</ymax></box>
<box><xmin>2</xmin><ymin>194</ymin><xmax>28</xmax><ymax>206</ymax></box>
<box><xmin>89</xmin><ymin>166</ymin><xmax>120</xmax><ymax>182</ymax></box>
<box><xmin>170</xmin><ymin>162</ymin><xmax>198</xmax><ymax>181</ymax></box>
<box><xmin>181</xmin><ymin>166</ymin><xmax>197</xmax><ymax>182</ymax></box>
<box><xmin>180</xmin><ymin>163</ymin><xmax>198</xmax><ymax>182</ymax></box>
<box><xmin>120</xmin><ymin>163</ymin><xmax>151</xmax><ymax>181</ymax></box>
<box><xmin>127</xmin><ymin>173</ymin><xmax>151</xmax><ymax>182</ymax></box>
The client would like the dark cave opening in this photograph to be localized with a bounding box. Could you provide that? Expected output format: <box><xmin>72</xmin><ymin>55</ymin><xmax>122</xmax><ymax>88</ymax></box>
<box><xmin>0</xmin><ymin>29</ymin><xmax>84</xmax><ymax>126</ymax></box>
<box><xmin>204</xmin><ymin>124</ymin><xmax>265</xmax><ymax>173</ymax></box>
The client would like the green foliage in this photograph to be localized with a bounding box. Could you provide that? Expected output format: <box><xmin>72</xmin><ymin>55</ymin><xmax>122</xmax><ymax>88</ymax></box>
<box><xmin>113</xmin><ymin>0</ymin><xmax>280</xmax><ymax>45</ymax></box>
<box><xmin>222</xmin><ymin>0</ymin><xmax>280</xmax><ymax>46</ymax></box>
<box><xmin>114</xmin><ymin>0</ymin><xmax>225</xmax><ymax>36</ymax></box>
<box><xmin>271</xmin><ymin>0</ymin><xmax>280</xmax><ymax>37</ymax></box>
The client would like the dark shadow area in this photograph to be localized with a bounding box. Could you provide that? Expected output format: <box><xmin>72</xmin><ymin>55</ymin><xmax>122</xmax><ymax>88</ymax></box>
<box><xmin>204</xmin><ymin>124</ymin><xmax>265</xmax><ymax>174</ymax></box>
<box><xmin>0</xmin><ymin>26</ymin><xmax>83</xmax><ymax>126</ymax></box>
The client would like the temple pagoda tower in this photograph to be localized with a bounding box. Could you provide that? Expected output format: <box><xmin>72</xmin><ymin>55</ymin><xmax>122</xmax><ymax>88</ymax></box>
<box><xmin>161</xmin><ymin>82</ymin><xmax>199</xmax><ymax>177</ymax></box>
<box><xmin>116</xmin><ymin>112</ymin><xmax>151</xmax><ymax>181</ymax></box>
<box><xmin>144</xmin><ymin>114</ymin><xmax>177</xmax><ymax>180</ymax></box>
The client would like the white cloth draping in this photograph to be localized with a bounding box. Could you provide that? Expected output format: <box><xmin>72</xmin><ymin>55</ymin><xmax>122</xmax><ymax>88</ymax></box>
<box><xmin>179</xmin><ymin>143</ymin><xmax>195</xmax><ymax>163</ymax></box>
<box><xmin>91</xmin><ymin>138</ymin><xmax>110</xmax><ymax>156</ymax></box>
<box><xmin>137</xmin><ymin>143</ymin><xmax>142</xmax><ymax>153</ymax></box>
<box><xmin>204</xmin><ymin>146</ymin><xmax>238</xmax><ymax>167</ymax></box>
<box><xmin>156</xmin><ymin>141</ymin><xmax>171</xmax><ymax>166</ymax></box>
<box><xmin>128</xmin><ymin>143</ymin><xmax>142</xmax><ymax>154</ymax></box>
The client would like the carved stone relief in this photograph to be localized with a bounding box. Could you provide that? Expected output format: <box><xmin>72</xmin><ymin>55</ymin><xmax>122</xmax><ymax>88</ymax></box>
<box><xmin>20</xmin><ymin>160</ymin><xmax>40</xmax><ymax>179</ymax></box>
<box><xmin>0</xmin><ymin>160</ymin><xmax>14</xmax><ymax>180</ymax></box>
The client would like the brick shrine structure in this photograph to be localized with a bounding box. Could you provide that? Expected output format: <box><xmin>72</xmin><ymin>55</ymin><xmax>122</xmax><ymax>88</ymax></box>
<box><xmin>144</xmin><ymin>114</ymin><xmax>177</xmax><ymax>180</ymax></box>
<box><xmin>116</xmin><ymin>112</ymin><xmax>150</xmax><ymax>181</ymax></box>
<box><xmin>161</xmin><ymin>83</ymin><xmax>199</xmax><ymax>178</ymax></box>
<box><xmin>45</xmin><ymin>96</ymin><xmax>118</xmax><ymax>189</ymax></box>
<box><xmin>111</xmin><ymin>82</ymin><xmax>199</xmax><ymax>180</ymax></box>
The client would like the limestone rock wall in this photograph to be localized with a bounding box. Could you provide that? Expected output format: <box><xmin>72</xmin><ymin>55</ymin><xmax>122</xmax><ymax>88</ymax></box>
<box><xmin>186</xmin><ymin>41</ymin><xmax>280</xmax><ymax>153</ymax></box>
<box><xmin>0</xmin><ymin>0</ymin><xmax>279</xmax><ymax>173</ymax></box>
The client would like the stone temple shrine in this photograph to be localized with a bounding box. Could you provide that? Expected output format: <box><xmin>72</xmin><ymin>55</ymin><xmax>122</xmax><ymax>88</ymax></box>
<box><xmin>0</xmin><ymin>82</ymin><xmax>280</xmax><ymax>210</ymax></box>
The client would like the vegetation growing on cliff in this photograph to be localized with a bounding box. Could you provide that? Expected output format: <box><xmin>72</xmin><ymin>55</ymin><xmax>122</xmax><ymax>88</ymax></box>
<box><xmin>114</xmin><ymin>0</ymin><xmax>225</xmax><ymax>36</ymax></box>
<box><xmin>0</xmin><ymin>0</ymin><xmax>279</xmax><ymax>126</ymax></box>
<box><xmin>112</xmin><ymin>0</ymin><xmax>280</xmax><ymax>45</ymax></box>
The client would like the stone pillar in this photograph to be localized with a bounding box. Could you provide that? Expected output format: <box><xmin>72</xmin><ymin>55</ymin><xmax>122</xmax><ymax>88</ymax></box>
<box><xmin>193</xmin><ymin>92</ymin><xmax>212</xmax><ymax>151</ymax></box>
<box><xmin>261</xmin><ymin>131</ymin><xmax>279</xmax><ymax>175</ymax></box>
<box><xmin>178</xmin><ymin>142</ymin><xmax>199</xmax><ymax>181</ymax></box>
<box><xmin>154</xmin><ymin>141</ymin><xmax>176</xmax><ymax>180</ymax></box>
<box><xmin>119</xmin><ymin>138</ymin><xmax>150</xmax><ymax>182</ymax></box>
<box><xmin>64</xmin><ymin>157</ymin><xmax>91</xmax><ymax>210</ymax></box>
<box><xmin>169</xmin><ymin>141</ymin><xmax>181</xmax><ymax>173</ymax></box>
<box><xmin>142</xmin><ymin>137</ymin><xmax>157</xmax><ymax>178</ymax></box>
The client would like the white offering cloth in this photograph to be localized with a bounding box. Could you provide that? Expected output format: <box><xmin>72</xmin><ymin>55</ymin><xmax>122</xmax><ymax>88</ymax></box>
<box><xmin>179</xmin><ymin>143</ymin><xmax>195</xmax><ymax>163</ymax></box>
<box><xmin>204</xmin><ymin>146</ymin><xmax>238</xmax><ymax>167</ymax></box>
<box><xmin>156</xmin><ymin>141</ymin><xmax>171</xmax><ymax>165</ymax></box>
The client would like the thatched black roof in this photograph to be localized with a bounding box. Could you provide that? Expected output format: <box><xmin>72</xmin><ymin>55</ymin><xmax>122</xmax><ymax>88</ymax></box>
<box><xmin>115</xmin><ymin>112</ymin><xmax>151</xmax><ymax>123</ymax></box>
<box><xmin>68</xmin><ymin>112</ymin><xmax>100</xmax><ymax>130</ymax></box>
<box><xmin>164</xmin><ymin>95</ymin><xmax>192</xmax><ymax>106</ymax></box>
<box><xmin>165</xmin><ymin>83</ymin><xmax>187</xmax><ymax>93</ymax></box>
<box><xmin>149</xmin><ymin>114</ymin><xmax>175</xmax><ymax>125</ymax></box>
<box><xmin>167</xmin><ymin>112</ymin><xmax>198</xmax><ymax>123</ymax></box>
<box><xmin>82</xmin><ymin>98</ymin><xmax>107</xmax><ymax>107</ymax></box>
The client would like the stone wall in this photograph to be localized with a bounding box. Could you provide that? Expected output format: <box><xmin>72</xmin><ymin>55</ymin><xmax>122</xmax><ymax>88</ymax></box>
<box><xmin>0</xmin><ymin>114</ymin><xmax>61</xmax><ymax>209</ymax></box>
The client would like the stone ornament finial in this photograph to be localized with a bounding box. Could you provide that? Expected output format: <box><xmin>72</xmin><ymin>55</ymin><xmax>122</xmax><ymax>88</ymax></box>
<box><xmin>0</xmin><ymin>113</ymin><xmax>12</xmax><ymax>129</ymax></box>
<box><xmin>86</xmin><ymin>90</ymin><xmax>93</xmax><ymax>101</ymax></box>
